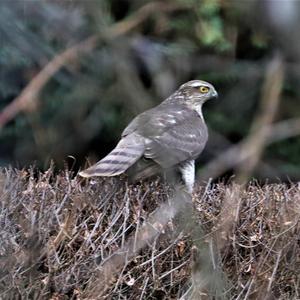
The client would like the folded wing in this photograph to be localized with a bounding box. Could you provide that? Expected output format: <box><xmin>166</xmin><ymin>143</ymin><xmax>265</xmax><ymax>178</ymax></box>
<box><xmin>141</xmin><ymin>106</ymin><xmax>208</xmax><ymax>168</ymax></box>
<box><xmin>126</xmin><ymin>104</ymin><xmax>208</xmax><ymax>180</ymax></box>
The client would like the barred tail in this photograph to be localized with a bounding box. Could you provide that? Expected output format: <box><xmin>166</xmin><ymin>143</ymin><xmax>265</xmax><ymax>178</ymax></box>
<box><xmin>79</xmin><ymin>134</ymin><xmax>145</xmax><ymax>178</ymax></box>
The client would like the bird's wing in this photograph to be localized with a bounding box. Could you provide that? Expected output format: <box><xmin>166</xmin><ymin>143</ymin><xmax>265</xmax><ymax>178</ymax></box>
<box><xmin>79</xmin><ymin>133</ymin><xmax>145</xmax><ymax>177</ymax></box>
<box><xmin>144</xmin><ymin>106</ymin><xmax>208</xmax><ymax>168</ymax></box>
<box><xmin>123</xmin><ymin>104</ymin><xmax>208</xmax><ymax>169</ymax></box>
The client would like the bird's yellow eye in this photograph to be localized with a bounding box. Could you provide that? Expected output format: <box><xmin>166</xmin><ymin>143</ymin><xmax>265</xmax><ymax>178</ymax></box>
<box><xmin>199</xmin><ymin>86</ymin><xmax>209</xmax><ymax>93</ymax></box>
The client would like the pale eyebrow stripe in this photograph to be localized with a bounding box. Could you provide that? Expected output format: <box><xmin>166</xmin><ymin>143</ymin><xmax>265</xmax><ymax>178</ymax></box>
<box><xmin>189</xmin><ymin>82</ymin><xmax>210</xmax><ymax>88</ymax></box>
<box><xmin>189</xmin><ymin>82</ymin><xmax>201</xmax><ymax>87</ymax></box>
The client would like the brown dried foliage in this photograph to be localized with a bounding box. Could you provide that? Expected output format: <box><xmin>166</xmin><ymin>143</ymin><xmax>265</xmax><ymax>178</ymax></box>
<box><xmin>0</xmin><ymin>168</ymin><xmax>300</xmax><ymax>299</ymax></box>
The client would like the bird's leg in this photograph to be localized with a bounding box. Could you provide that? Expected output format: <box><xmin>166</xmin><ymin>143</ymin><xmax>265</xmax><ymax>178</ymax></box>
<box><xmin>179</xmin><ymin>160</ymin><xmax>195</xmax><ymax>193</ymax></box>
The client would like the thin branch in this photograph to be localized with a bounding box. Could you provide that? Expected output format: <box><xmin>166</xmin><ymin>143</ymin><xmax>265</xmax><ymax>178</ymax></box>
<box><xmin>267</xmin><ymin>249</ymin><xmax>282</xmax><ymax>292</ymax></box>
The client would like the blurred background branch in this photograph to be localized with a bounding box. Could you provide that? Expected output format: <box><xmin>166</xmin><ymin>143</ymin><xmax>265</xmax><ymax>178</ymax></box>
<box><xmin>236</xmin><ymin>55</ymin><xmax>284</xmax><ymax>181</ymax></box>
<box><xmin>198</xmin><ymin>55</ymin><xmax>289</xmax><ymax>182</ymax></box>
<box><xmin>0</xmin><ymin>1</ymin><xmax>187</xmax><ymax>129</ymax></box>
<box><xmin>198</xmin><ymin>115</ymin><xmax>300</xmax><ymax>182</ymax></box>
<box><xmin>0</xmin><ymin>35</ymin><xmax>98</xmax><ymax>129</ymax></box>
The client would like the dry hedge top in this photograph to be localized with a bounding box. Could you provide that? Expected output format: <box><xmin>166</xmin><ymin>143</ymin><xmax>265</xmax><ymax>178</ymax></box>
<box><xmin>0</xmin><ymin>168</ymin><xmax>300</xmax><ymax>300</ymax></box>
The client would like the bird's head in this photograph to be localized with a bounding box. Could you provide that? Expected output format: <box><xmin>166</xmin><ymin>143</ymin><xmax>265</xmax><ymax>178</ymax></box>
<box><xmin>179</xmin><ymin>80</ymin><xmax>218</xmax><ymax>105</ymax></box>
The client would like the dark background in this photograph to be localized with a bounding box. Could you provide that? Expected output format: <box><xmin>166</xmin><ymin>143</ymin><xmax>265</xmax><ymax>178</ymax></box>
<box><xmin>0</xmin><ymin>0</ymin><xmax>300</xmax><ymax>181</ymax></box>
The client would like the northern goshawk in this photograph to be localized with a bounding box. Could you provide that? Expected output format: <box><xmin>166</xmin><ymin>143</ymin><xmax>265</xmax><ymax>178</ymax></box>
<box><xmin>79</xmin><ymin>80</ymin><xmax>218</xmax><ymax>192</ymax></box>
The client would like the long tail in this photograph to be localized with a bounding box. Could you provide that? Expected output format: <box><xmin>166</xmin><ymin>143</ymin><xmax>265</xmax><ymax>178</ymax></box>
<box><xmin>79</xmin><ymin>134</ymin><xmax>145</xmax><ymax>177</ymax></box>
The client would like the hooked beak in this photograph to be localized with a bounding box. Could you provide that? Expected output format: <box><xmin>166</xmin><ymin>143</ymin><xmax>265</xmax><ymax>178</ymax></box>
<box><xmin>212</xmin><ymin>89</ymin><xmax>218</xmax><ymax>99</ymax></box>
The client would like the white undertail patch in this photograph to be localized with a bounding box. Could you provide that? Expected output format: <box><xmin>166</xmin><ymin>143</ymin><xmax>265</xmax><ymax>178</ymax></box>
<box><xmin>179</xmin><ymin>160</ymin><xmax>195</xmax><ymax>193</ymax></box>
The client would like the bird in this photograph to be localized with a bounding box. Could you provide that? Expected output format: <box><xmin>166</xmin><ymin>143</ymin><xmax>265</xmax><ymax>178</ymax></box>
<box><xmin>79</xmin><ymin>80</ymin><xmax>218</xmax><ymax>193</ymax></box>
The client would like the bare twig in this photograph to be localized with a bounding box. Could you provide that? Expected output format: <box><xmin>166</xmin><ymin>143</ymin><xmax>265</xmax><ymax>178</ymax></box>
<box><xmin>1</xmin><ymin>168</ymin><xmax>300</xmax><ymax>298</ymax></box>
<box><xmin>267</xmin><ymin>249</ymin><xmax>282</xmax><ymax>292</ymax></box>
<box><xmin>84</xmin><ymin>187</ymin><xmax>188</xmax><ymax>298</ymax></box>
